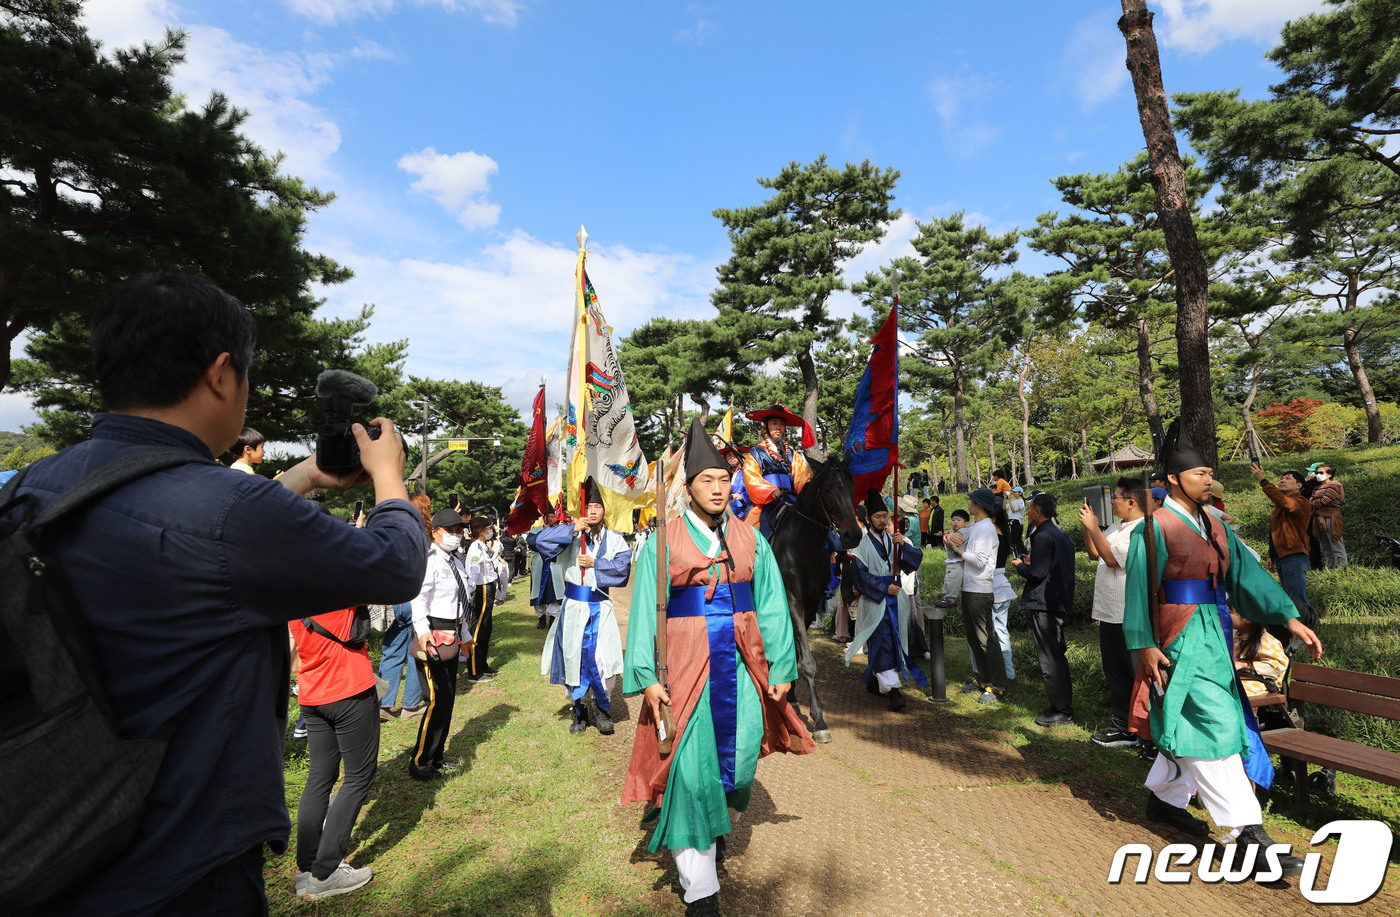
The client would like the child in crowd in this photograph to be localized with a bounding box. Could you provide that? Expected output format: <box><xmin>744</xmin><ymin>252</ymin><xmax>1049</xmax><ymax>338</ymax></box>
<box><xmin>229</xmin><ymin>426</ymin><xmax>264</xmax><ymax>474</ymax></box>
<box><xmin>935</xmin><ymin>509</ymin><xmax>970</xmax><ymax>609</ymax></box>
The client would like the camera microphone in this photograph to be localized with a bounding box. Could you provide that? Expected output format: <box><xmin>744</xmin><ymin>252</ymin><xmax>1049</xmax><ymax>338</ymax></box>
<box><xmin>314</xmin><ymin>370</ymin><xmax>398</xmax><ymax>474</ymax></box>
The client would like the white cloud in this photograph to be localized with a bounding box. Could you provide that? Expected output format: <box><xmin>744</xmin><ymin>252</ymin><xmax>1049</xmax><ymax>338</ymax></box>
<box><xmin>1066</xmin><ymin>16</ymin><xmax>1129</xmax><ymax>111</ymax></box>
<box><xmin>313</xmin><ymin>230</ymin><xmax>716</xmax><ymax>415</ymax></box>
<box><xmin>0</xmin><ymin>393</ymin><xmax>39</xmax><ymax>435</ymax></box>
<box><xmin>1155</xmin><ymin>0</ymin><xmax>1330</xmax><ymax>54</ymax></box>
<box><xmin>928</xmin><ymin>72</ymin><xmax>1002</xmax><ymax>157</ymax></box>
<box><xmin>398</xmin><ymin>148</ymin><xmax>501</xmax><ymax>229</ymax></box>
<box><xmin>80</xmin><ymin>0</ymin><xmax>178</xmax><ymax>51</ymax></box>
<box><xmin>285</xmin><ymin>0</ymin><xmax>524</xmax><ymax>28</ymax></box>
<box><xmin>676</xmin><ymin>19</ymin><xmax>717</xmax><ymax>44</ymax></box>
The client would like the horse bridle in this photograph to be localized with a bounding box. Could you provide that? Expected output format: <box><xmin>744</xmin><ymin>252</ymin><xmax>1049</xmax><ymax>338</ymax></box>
<box><xmin>787</xmin><ymin>467</ymin><xmax>847</xmax><ymax>535</ymax></box>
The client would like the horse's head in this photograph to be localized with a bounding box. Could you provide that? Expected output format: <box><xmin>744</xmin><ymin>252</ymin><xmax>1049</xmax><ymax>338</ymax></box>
<box><xmin>815</xmin><ymin>456</ymin><xmax>862</xmax><ymax>550</ymax></box>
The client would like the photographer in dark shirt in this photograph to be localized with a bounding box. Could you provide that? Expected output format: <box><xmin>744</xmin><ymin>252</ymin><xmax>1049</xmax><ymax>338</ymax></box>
<box><xmin>12</xmin><ymin>272</ymin><xmax>427</xmax><ymax>916</ymax></box>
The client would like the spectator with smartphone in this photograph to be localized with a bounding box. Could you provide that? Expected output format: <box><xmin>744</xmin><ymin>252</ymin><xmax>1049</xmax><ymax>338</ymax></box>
<box><xmin>1250</xmin><ymin>464</ymin><xmax>1313</xmax><ymax>611</ymax></box>
<box><xmin>1009</xmin><ymin>494</ymin><xmax>1076</xmax><ymax>726</ymax></box>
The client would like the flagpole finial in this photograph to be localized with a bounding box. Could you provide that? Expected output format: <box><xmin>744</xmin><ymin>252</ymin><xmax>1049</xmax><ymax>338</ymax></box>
<box><xmin>540</xmin><ymin>373</ymin><xmax>547</xmax><ymax>387</ymax></box>
<box><xmin>576</xmin><ymin>225</ymin><xmax>589</xmax><ymax>250</ymax></box>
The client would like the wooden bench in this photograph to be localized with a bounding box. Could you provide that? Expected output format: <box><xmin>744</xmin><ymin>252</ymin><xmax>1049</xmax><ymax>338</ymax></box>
<box><xmin>1257</xmin><ymin>662</ymin><xmax>1400</xmax><ymax>805</ymax></box>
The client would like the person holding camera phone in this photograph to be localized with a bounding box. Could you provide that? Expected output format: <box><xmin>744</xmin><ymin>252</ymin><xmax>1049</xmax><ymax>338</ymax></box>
<box><xmin>408</xmin><ymin>507</ymin><xmax>473</xmax><ymax>780</ymax></box>
<box><xmin>1124</xmin><ymin>421</ymin><xmax>1321</xmax><ymax>874</ymax></box>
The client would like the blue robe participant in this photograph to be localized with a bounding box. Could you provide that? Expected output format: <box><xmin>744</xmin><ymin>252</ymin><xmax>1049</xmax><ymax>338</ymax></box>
<box><xmin>845</xmin><ymin>489</ymin><xmax>926</xmax><ymax>709</ymax></box>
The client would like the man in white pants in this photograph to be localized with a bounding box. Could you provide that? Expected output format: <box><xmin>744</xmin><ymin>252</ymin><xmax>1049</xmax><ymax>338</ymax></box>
<box><xmin>1124</xmin><ymin>421</ymin><xmax>1322</xmax><ymax>875</ymax></box>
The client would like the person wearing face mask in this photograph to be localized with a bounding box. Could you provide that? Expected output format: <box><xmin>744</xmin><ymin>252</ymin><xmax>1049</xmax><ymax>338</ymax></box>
<box><xmin>622</xmin><ymin>419</ymin><xmax>814</xmax><ymax>917</ymax></box>
<box><xmin>535</xmin><ymin>478</ymin><xmax>632</xmax><ymax>734</ymax></box>
<box><xmin>408</xmin><ymin>507</ymin><xmax>473</xmax><ymax>781</ymax></box>
<box><xmin>1124</xmin><ymin>421</ymin><xmax>1322</xmax><ymax>875</ymax></box>
<box><xmin>1308</xmin><ymin>462</ymin><xmax>1347</xmax><ymax>569</ymax></box>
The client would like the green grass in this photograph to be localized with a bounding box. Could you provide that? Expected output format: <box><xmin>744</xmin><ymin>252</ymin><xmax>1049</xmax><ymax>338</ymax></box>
<box><xmin>269</xmin><ymin>594</ymin><xmax>679</xmax><ymax>917</ymax></box>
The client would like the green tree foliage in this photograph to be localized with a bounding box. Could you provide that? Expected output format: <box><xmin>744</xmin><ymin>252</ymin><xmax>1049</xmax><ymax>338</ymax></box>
<box><xmin>1174</xmin><ymin>0</ymin><xmax>1400</xmax><ymax>252</ymax></box>
<box><xmin>0</xmin><ymin>442</ymin><xmax>53</xmax><ymax>470</ymax></box>
<box><xmin>712</xmin><ymin>156</ymin><xmax>900</xmax><ymax>456</ymax></box>
<box><xmin>1026</xmin><ymin>153</ymin><xmax>1259</xmax><ymax>452</ymax></box>
<box><xmin>853</xmin><ymin>213</ymin><xmax>1022</xmax><ymax>490</ymax></box>
<box><xmin>1</xmin><ymin>0</ymin><xmax>354</xmax><ymax>444</ymax></box>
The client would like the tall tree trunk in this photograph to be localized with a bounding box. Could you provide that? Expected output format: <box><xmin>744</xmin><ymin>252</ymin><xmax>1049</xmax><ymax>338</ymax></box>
<box><xmin>691</xmin><ymin>394</ymin><xmax>711</xmax><ymax>427</ymax></box>
<box><xmin>1081</xmin><ymin>425</ymin><xmax>1093</xmax><ymax>478</ymax></box>
<box><xmin>1107</xmin><ymin>434</ymin><xmax>1118</xmax><ymax>473</ymax></box>
<box><xmin>1068</xmin><ymin>439</ymin><xmax>1078</xmax><ymax>479</ymax></box>
<box><xmin>953</xmin><ymin>365</ymin><xmax>968</xmax><ymax>491</ymax></box>
<box><xmin>1342</xmin><ymin>273</ymin><xmax>1384</xmax><ymax>443</ymax></box>
<box><xmin>1018</xmin><ymin>344</ymin><xmax>1035</xmax><ymax>486</ymax></box>
<box><xmin>928</xmin><ymin>450</ymin><xmax>941</xmax><ymax>492</ymax></box>
<box><xmin>1135</xmin><ymin>314</ymin><xmax>1164</xmax><ymax>453</ymax></box>
<box><xmin>945</xmin><ymin>434</ymin><xmax>956</xmax><ymax>494</ymax></box>
<box><xmin>971</xmin><ymin>431</ymin><xmax>982</xmax><ymax>485</ymax></box>
<box><xmin>988</xmin><ymin>433</ymin><xmax>997</xmax><ymax>480</ymax></box>
<box><xmin>1006</xmin><ymin>439</ymin><xmax>1018</xmax><ymax>487</ymax></box>
<box><xmin>796</xmin><ymin>343</ymin><xmax>825</xmax><ymax>459</ymax></box>
<box><xmin>1120</xmin><ymin>1</ymin><xmax>1217</xmax><ymax>468</ymax></box>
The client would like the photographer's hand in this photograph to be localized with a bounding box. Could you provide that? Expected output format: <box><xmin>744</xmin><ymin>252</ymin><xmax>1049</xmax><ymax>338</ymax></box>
<box><xmin>356</xmin><ymin>417</ymin><xmax>409</xmax><ymax>506</ymax></box>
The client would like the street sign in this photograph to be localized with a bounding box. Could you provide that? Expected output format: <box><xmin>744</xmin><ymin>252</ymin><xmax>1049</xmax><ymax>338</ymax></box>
<box><xmin>446</xmin><ymin>440</ymin><xmax>470</xmax><ymax>451</ymax></box>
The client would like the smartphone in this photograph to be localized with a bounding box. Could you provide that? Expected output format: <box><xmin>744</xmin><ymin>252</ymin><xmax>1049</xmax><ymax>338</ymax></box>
<box><xmin>353</xmin><ymin>500</ymin><xmax>364</xmax><ymax>519</ymax></box>
<box><xmin>449</xmin><ymin>492</ymin><xmax>461</xmax><ymax>511</ymax></box>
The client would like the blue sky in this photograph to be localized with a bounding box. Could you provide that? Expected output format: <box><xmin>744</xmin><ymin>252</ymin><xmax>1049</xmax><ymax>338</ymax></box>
<box><xmin>1</xmin><ymin>0</ymin><xmax>1333</xmax><ymax>431</ymax></box>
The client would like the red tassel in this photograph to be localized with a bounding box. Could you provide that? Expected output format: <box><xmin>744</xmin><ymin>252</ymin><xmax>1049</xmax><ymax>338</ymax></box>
<box><xmin>801</xmin><ymin>422</ymin><xmax>816</xmax><ymax>450</ymax></box>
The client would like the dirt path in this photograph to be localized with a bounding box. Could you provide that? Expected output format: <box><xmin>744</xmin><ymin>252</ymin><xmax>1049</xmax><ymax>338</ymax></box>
<box><xmin>600</xmin><ymin>581</ymin><xmax>1399</xmax><ymax>917</ymax></box>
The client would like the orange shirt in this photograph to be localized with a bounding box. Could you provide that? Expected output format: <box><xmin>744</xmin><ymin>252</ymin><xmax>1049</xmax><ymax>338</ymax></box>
<box><xmin>292</xmin><ymin>607</ymin><xmax>375</xmax><ymax>706</ymax></box>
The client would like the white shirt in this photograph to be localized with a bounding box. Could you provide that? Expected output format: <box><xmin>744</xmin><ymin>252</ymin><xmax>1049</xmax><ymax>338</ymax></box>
<box><xmin>464</xmin><ymin>539</ymin><xmax>496</xmax><ymax>587</ymax></box>
<box><xmin>1092</xmin><ymin>517</ymin><xmax>1142</xmax><ymax>624</ymax></box>
<box><xmin>960</xmin><ymin>517</ymin><xmax>999</xmax><ymax>593</ymax></box>
<box><xmin>1008</xmin><ymin>498</ymin><xmax>1025</xmax><ymax>523</ymax></box>
<box><xmin>411</xmin><ymin>544</ymin><xmax>468</xmax><ymax>637</ymax></box>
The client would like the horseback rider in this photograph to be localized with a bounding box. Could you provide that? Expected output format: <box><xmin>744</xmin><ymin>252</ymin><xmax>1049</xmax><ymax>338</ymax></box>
<box><xmin>740</xmin><ymin>403</ymin><xmax>813</xmax><ymax>538</ymax></box>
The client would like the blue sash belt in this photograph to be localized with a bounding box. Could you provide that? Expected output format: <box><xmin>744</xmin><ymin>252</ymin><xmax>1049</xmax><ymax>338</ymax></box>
<box><xmin>565</xmin><ymin>582</ymin><xmax>609</xmax><ymax>604</ymax></box>
<box><xmin>1161</xmin><ymin>578</ymin><xmax>1226</xmax><ymax>607</ymax></box>
<box><xmin>666</xmin><ymin>582</ymin><xmax>755</xmax><ymax>794</ymax></box>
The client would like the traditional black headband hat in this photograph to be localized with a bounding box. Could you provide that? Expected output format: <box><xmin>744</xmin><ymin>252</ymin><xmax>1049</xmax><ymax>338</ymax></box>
<box><xmin>1160</xmin><ymin>419</ymin><xmax>1209</xmax><ymax>476</ymax></box>
<box><xmin>863</xmin><ymin>488</ymin><xmax>888</xmax><ymax>519</ymax></box>
<box><xmin>582</xmin><ymin>476</ymin><xmax>606</xmax><ymax>509</ymax></box>
<box><xmin>684</xmin><ymin>416</ymin><xmax>729</xmax><ymax>482</ymax></box>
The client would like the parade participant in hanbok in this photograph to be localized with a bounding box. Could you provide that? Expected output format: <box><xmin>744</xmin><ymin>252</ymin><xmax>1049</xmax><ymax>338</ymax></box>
<box><xmin>845</xmin><ymin>489</ymin><xmax>927</xmax><ymax>710</ymax></box>
<box><xmin>527</xmin><ymin>509</ymin><xmax>567</xmax><ymax>630</ymax></box>
<box><xmin>1125</xmin><ymin>421</ymin><xmax>1322</xmax><ymax>874</ymax></box>
<box><xmin>716</xmin><ymin>435</ymin><xmax>751</xmax><ymax>521</ymax></box>
<box><xmin>739</xmin><ymin>403</ymin><xmax>813</xmax><ymax>538</ymax></box>
<box><xmin>623</xmin><ymin>418</ymin><xmax>814</xmax><ymax>917</ymax></box>
<box><xmin>536</xmin><ymin>479</ymin><xmax>631</xmax><ymax>735</ymax></box>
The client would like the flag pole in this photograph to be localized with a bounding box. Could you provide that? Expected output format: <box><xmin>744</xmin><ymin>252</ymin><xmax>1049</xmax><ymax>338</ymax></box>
<box><xmin>890</xmin><ymin>267</ymin><xmax>901</xmax><ymax>570</ymax></box>
<box><xmin>576</xmin><ymin>224</ymin><xmax>589</xmax><ymax>514</ymax></box>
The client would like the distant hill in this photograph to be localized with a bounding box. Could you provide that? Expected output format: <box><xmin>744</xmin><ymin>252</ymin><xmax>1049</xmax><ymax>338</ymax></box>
<box><xmin>0</xmin><ymin>431</ymin><xmax>50</xmax><ymax>454</ymax></box>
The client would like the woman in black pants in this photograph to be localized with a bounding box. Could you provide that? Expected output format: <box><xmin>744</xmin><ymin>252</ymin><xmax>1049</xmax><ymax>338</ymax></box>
<box><xmin>291</xmin><ymin>606</ymin><xmax>380</xmax><ymax>900</ymax></box>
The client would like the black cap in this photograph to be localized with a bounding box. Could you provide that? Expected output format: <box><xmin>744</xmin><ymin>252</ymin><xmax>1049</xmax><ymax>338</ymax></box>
<box><xmin>1161</xmin><ymin>419</ymin><xmax>1209</xmax><ymax>476</ymax></box>
<box><xmin>684</xmin><ymin>416</ymin><xmax>729</xmax><ymax>482</ymax></box>
<box><xmin>582</xmin><ymin>476</ymin><xmax>606</xmax><ymax>508</ymax></box>
<box><xmin>430</xmin><ymin>507</ymin><xmax>464</xmax><ymax>529</ymax></box>
<box><xmin>863</xmin><ymin>488</ymin><xmax>888</xmax><ymax>519</ymax></box>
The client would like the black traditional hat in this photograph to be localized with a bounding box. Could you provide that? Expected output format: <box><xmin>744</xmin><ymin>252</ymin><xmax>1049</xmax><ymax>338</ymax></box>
<box><xmin>1160</xmin><ymin>419</ymin><xmax>1209</xmax><ymax>476</ymax></box>
<box><xmin>582</xmin><ymin>476</ymin><xmax>606</xmax><ymax>508</ymax></box>
<box><xmin>863</xmin><ymin>488</ymin><xmax>888</xmax><ymax>519</ymax></box>
<box><xmin>684</xmin><ymin>416</ymin><xmax>729</xmax><ymax>482</ymax></box>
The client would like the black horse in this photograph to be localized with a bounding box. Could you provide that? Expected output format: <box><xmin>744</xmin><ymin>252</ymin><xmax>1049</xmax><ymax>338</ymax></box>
<box><xmin>768</xmin><ymin>457</ymin><xmax>862</xmax><ymax>743</ymax></box>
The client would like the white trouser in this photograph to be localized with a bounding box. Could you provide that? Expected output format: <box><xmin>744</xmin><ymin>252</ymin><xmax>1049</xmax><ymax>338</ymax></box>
<box><xmin>1145</xmin><ymin>752</ymin><xmax>1262</xmax><ymax>834</ymax></box>
<box><xmin>673</xmin><ymin>845</ymin><xmax>719</xmax><ymax>903</ymax></box>
<box><xmin>540</xmin><ymin>602</ymin><xmax>561</xmax><ymax>618</ymax></box>
<box><xmin>874</xmin><ymin>669</ymin><xmax>901</xmax><ymax>693</ymax></box>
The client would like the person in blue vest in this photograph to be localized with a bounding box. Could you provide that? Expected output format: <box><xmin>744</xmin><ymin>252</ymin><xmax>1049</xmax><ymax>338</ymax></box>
<box><xmin>845</xmin><ymin>488</ymin><xmax>928</xmax><ymax>710</ymax></box>
<box><xmin>740</xmin><ymin>403</ymin><xmax>813</xmax><ymax>538</ymax></box>
<box><xmin>535</xmin><ymin>478</ymin><xmax>632</xmax><ymax>735</ymax></box>
<box><xmin>714</xmin><ymin>434</ymin><xmax>751</xmax><ymax>521</ymax></box>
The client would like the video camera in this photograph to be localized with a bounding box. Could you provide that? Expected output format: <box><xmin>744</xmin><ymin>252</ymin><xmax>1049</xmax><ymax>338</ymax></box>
<box><xmin>314</xmin><ymin>370</ymin><xmax>404</xmax><ymax>475</ymax></box>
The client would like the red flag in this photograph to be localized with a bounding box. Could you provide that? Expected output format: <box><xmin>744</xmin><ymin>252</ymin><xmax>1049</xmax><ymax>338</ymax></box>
<box><xmin>505</xmin><ymin>384</ymin><xmax>552</xmax><ymax>535</ymax></box>
<box><xmin>842</xmin><ymin>300</ymin><xmax>900</xmax><ymax>500</ymax></box>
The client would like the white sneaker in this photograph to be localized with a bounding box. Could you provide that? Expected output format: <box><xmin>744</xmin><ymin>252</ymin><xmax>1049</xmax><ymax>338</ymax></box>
<box><xmin>306</xmin><ymin>862</ymin><xmax>373</xmax><ymax>900</ymax></box>
<box><xmin>294</xmin><ymin>872</ymin><xmax>311</xmax><ymax>897</ymax></box>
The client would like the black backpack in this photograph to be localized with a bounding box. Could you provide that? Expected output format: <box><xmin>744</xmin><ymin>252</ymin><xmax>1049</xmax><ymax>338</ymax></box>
<box><xmin>0</xmin><ymin>447</ymin><xmax>217</xmax><ymax>910</ymax></box>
